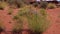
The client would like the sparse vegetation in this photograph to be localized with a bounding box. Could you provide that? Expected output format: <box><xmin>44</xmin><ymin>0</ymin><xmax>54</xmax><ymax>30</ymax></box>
<box><xmin>12</xmin><ymin>16</ymin><xmax>23</xmax><ymax>34</ymax></box>
<box><xmin>27</xmin><ymin>10</ymin><xmax>49</xmax><ymax>34</ymax></box>
<box><xmin>12</xmin><ymin>6</ymin><xmax>30</xmax><ymax>31</ymax></box>
<box><xmin>12</xmin><ymin>11</ymin><xmax>24</xmax><ymax>34</ymax></box>
<box><xmin>0</xmin><ymin>20</ymin><xmax>4</xmax><ymax>29</ymax></box>
<box><xmin>40</xmin><ymin>2</ymin><xmax>48</xmax><ymax>9</ymax></box>
<box><xmin>8</xmin><ymin>8</ymin><xmax>13</xmax><ymax>15</ymax></box>
<box><xmin>47</xmin><ymin>3</ymin><xmax>56</xmax><ymax>9</ymax></box>
<box><xmin>17</xmin><ymin>6</ymin><xmax>50</xmax><ymax>34</ymax></box>
<box><xmin>13</xmin><ymin>16</ymin><xmax>19</xmax><ymax>20</ymax></box>
<box><xmin>13</xmin><ymin>14</ymin><xmax>23</xmax><ymax>28</ymax></box>
<box><xmin>40</xmin><ymin>8</ymin><xmax>47</xmax><ymax>16</ymax></box>
<box><xmin>7</xmin><ymin>0</ymin><xmax>25</xmax><ymax>8</ymax></box>
<box><xmin>0</xmin><ymin>20</ymin><xmax>5</xmax><ymax>34</ymax></box>
<box><xmin>0</xmin><ymin>2</ymin><xmax>8</xmax><ymax>10</ymax></box>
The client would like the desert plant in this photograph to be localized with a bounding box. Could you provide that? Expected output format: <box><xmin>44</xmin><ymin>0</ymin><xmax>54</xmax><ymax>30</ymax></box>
<box><xmin>12</xmin><ymin>6</ymin><xmax>30</xmax><ymax>31</ymax></box>
<box><xmin>0</xmin><ymin>20</ymin><xmax>4</xmax><ymax>34</ymax></box>
<box><xmin>12</xmin><ymin>15</ymin><xmax>23</xmax><ymax>34</ymax></box>
<box><xmin>47</xmin><ymin>3</ymin><xmax>56</xmax><ymax>9</ymax></box>
<box><xmin>0</xmin><ymin>2</ymin><xmax>8</xmax><ymax>10</ymax></box>
<box><xmin>13</xmin><ymin>15</ymin><xmax>23</xmax><ymax>26</ymax></box>
<box><xmin>17</xmin><ymin>6</ymin><xmax>50</xmax><ymax>34</ymax></box>
<box><xmin>12</xmin><ymin>21</ymin><xmax>22</xmax><ymax>34</ymax></box>
<box><xmin>39</xmin><ymin>8</ymin><xmax>47</xmax><ymax>16</ymax></box>
<box><xmin>26</xmin><ymin>9</ymin><xmax>49</xmax><ymax>34</ymax></box>
<box><xmin>13</xmin><ymin>16</ymin><xmax>19</xmax><ymax>20</ymax></box>
<box><xmin>8</xmin><ymin>8</ymin><xmax>13</xmax><ymax>15</ymax></box>
<box><xmin>7</xmin><ymin>0</ymin><xmax>25</xmax><ymax>8</ymax></box>
<box><xmin>40</xmin><ymin>1</ymin><xmax>48</xmax><ymax>9</ymax></box>
<box><xmin>18</xmin><ymin>5</ymin><xmax>30</xmax><ymax>16</ymax></box>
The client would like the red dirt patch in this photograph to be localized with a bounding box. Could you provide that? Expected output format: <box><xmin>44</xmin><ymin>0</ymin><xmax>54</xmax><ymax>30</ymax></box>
<box><xmin>43</xmin><ymin>8</ymin><xmax>60</xmax><ymax>34</ymax></box>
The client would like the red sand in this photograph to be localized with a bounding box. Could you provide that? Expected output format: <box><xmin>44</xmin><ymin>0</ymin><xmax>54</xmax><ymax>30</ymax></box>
<box><xmin>43</xmin><ymin>8</ymin><xmax>60</xmax><ymax>34</ymax></box>
<box><xmin>0</xmin><ymin>7</ymin><xmax>19</xmax><ymax>31</ymax></box>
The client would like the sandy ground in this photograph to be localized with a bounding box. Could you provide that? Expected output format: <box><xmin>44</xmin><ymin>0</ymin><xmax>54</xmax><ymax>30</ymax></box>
<box><xmin>43</xmin><ymin>8</ymin><xmax>60</xmax><ymax>34</ymax></box>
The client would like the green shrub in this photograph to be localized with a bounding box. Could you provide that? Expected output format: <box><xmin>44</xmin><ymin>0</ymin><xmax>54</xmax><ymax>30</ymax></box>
<box><xmin>18</xmin><ymin>5</ymin><xmax>30</xmax><ymax>16</ymax></box>
<box><xmin>0</xmin><ymin>2</ymin><xmax>8</xmax><ymax>10</ymax></box>
<box><xmin>12</xmin><ymin>15</ymin><xmax>23</xmax><ymax>34</ymax></box>
<box><xmin>13</xmin><ymin>12</ymin><xmax>23</xmax><ymax>26</ymax></box>
<box><xmin>40</xmin><ymin>8</ymin><xmax>47</xmax><ymax>16</ymax></box>
<box><xmin>13</xmin><ymin>20</ymin><xmax>23</xmax><ymax>30</ymax></box>
<box><xmin>12</xmin><ymin>6</ymin><xmax>30</xmax><ymax>31</ymax></box>
<box><xmin>17</xmin><ymin>6</ymin><xmax>50</xmax><ymax>34</ymax></box>
<box><xmin>40</xmin><ymin>1</ymin><xmax>48</xmax><ymax>9</ymax></box>
<box><xmin>7</xmin><ymin>0</ymin><xmax>25</xmax><ymax>8</ymax></box>
<box><xmin>8</xmin><ymin>8</ymin><xmax>13</xmax><ymax>15</ymax></box>
<box><xmin>13</xmin><ymin>16</ymin><xmax>18</xmax><ymax>20</ymax></box>
<box><xmin>47</xmin><ymin>3</ymin><xmax>56</xmax><ymax>9</ymax></box>
<box><xmin>26</xmin><ymin>9</ymin><xmax>49</xmax><ymax>33</ymax></box>
<box><xmin>12</xmin><ymin>7</ymin><xmax>26</xmax><ymax>33</ymax></box>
